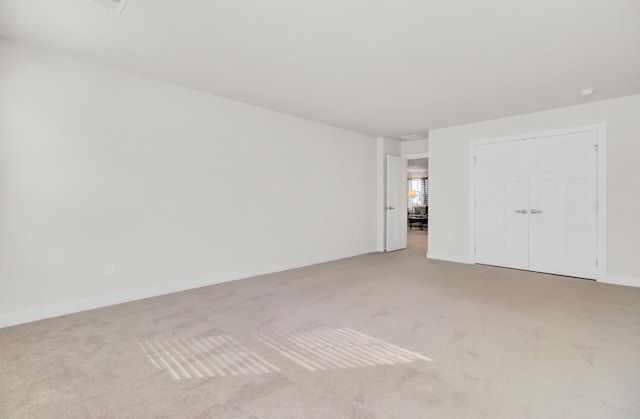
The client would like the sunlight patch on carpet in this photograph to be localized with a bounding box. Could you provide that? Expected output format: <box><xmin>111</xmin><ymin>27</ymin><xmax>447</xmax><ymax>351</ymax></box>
<box><xmin>138</xmin><ymin>335</ymin><xmax>280</xmax><ymax>380</ymax></box>
<box><xmin>255</xmin><ymin>328</ymin><xmax>432</xmax><ymax>372</ymax></box>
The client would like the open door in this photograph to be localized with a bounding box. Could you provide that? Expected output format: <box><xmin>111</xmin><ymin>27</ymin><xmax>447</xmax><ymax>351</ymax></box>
<box><xmin>386</xmin><ymin>155</ymin><xmax>407</xmax><ymax>251</ymax></box>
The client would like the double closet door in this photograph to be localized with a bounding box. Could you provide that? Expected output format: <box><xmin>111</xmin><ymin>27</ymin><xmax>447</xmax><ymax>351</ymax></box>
<box><xmin>474</xmin><ymin>131</ymin><xmax>599</xmax><ymax>279</ymax></box>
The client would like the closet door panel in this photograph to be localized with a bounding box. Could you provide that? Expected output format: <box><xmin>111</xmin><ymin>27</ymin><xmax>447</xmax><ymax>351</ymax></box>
<box><xmin>475</xmin><ymin>141</ymin><xmax>529</xmax><ymax>269</ymax></box>
<box><xmin>528</xmin><ymin>132</ymin><xmax>598</xmax><ymax>279</ymax></box>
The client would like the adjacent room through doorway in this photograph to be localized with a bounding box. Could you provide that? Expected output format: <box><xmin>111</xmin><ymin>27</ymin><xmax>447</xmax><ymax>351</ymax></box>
<box><xmin>407</xmin><ymin>158</ymin><xmax>428</xmax><ymax>254</ymax></box>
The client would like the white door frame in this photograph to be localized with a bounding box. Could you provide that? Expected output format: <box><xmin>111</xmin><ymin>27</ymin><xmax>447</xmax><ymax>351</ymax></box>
<box><xmin>469</xmin><ymin>124</ymin><xmax>607</xmax><ymax>281</ymax></box>
<box><xmin>404</xmin><ymin>152</ymin><xmax>429</xmax><ymax>160</ymax></box>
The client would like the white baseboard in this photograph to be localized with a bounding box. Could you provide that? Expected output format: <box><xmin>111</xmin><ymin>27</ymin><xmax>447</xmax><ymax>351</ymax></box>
<box><xmin>426</xmin><ymin>252</ymin><xmax>473</xmax><ymax>264</ymax></box>
<box><xmin>598</xmin><ymin>275</ymin><xmax>640</xmax><ymax>288</ymax></box>
<box><xmin>0</xmin><ymin>247</ymin><xmax>377</xmax><ymax>329</ymax></box>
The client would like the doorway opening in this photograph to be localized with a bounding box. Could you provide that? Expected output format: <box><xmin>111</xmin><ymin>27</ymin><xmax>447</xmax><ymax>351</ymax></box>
<box><xmin>407</xmin><ymin>158</ymin><xmax>428</xmax><ymax>255</ymax></box>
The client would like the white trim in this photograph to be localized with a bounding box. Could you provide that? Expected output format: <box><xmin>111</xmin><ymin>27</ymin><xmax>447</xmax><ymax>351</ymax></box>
<box><xmin>402</xmin><ymin>152</ymin><xmax>429</xmax><ymax>160</ymax></box>
<box><xmin>469</xmin><ymin>147</ymin><xmax>476</xmax><ymax>263</ymax></box>
<box><xmin>469</xmin><ymin>124</ymin><xmax>607</xmax><ymax>280</ymax></box>
<box><xmin>470</xmin><ymin>124</ymin><xmax>607</xmax><ymax>146</ymax></box>
<box><xmin>0</xmin><ymin>247</ymin><xmax>377</xmax><ymax>329</ymax></box>
<box><xmin>600</xmin><ymin>275</ymin><xmax>640</xmax><ymax>288</ymax></box>
<box><xmin>426</xmin><ymin>252</ymin><xmax>472</xmax><ymax>264</ymax></box>
<box><xmin>376</xmin><ymin>137</ymin><xmax>386</xmax><ymax>252</ymax></box>
<box><xmin>595</xmin><ymin>125</ymin><xmax>607</xmax><ymax>282</ymax></box>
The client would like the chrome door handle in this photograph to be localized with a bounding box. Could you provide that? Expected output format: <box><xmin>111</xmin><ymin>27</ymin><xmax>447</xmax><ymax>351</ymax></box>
<box><xmin>531</xmin><ymin>209</ymin><xmax>543</xmax><ymax>214</ymax></box>
<box><xmin>387</xmin><ymin>206</ymin><xmax>395</xmax><ymax>210</ymax></box>
<box><xmin>514</xmin><ymin>209</ymin><xmax>528</xmax><ymax>214</ymax></box>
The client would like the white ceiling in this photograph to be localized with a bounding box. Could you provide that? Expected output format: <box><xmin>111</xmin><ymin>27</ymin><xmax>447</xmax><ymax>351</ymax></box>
<box><xmin>1</xmin><ymin>0</ymin><xmax>639</xmax><ymax>138</ymax></box>
<box><xmin>408</xmin><ymin>158</ymin><xmax>428</xmax><ymax>172</ymax></box>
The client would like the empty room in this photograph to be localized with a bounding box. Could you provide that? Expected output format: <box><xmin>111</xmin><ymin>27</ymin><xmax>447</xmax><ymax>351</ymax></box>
<box><xmin>1</xmin><ymin>1</ymin><xmax>639</xmax><ymax>417</ymax></box>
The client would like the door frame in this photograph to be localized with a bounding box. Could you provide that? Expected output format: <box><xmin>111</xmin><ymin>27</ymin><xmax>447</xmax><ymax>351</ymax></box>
<box><xmin>469</xmin><ymin>124</ymin><xmax>607</xmax><ymax>281</ymax></box>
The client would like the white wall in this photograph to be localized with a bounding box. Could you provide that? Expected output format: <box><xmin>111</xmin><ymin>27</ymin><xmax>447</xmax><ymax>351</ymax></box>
<box><xmin>401</xmin><ymin>138</ymin><xmax>428</xmax><ymax>156</ymax></box>
<box><xmin>0</xmin><ymin>40</ymin><xmax>378</xmax><ymax>326</ymax></box>
<box><xmin>428</xmin><ymin>94</ymin><xmax>640</xmax><ymax>285</ymax></box>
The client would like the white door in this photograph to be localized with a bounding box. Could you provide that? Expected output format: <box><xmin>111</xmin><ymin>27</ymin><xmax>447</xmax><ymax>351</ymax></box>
<box><xmin>528</xmin><ymin>132</ymin><xmax>598</xmax><ymax>279</ymax></box>
<box><xmin>474</xmin><ymin>132</ymin><xmax>599</xmax><ymax>279</ymax></box>
<box><xmin>386</xmin><ymin>155</ymin><xmax>407</xmax><ymax>252</ymax></box>
<box><xmin>475</xmin><ymin>141</ymin><xmax>529</xmax><ymax>269</ymax></box>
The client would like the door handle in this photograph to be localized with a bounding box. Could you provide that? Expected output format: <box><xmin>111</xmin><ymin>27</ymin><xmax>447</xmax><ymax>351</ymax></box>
<box><xmin>531</xmin><ymin>209</ymin><xmax>542</xmax><ymax>214</ymax></box>
<box><xmin>514</xmin><ymin>209</ymin><xmax>528</xmax><ymax>214</ymax></box>
<box><xmin>387</xmin><ymin>206</ymin><xmax>396</xmax><ymax>210</ymax></box>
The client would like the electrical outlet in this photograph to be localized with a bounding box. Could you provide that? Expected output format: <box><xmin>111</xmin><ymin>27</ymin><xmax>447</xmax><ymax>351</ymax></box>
<box><xmin>105</xmin><ymin>262</ymin><xmax>116</xmax><ymax>277</ymax></box>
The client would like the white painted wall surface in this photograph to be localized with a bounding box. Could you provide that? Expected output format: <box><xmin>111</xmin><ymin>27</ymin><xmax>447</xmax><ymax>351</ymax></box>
<box><xmin>401</xmin><ymin>138</ymin><xmax>428</xmax><ymax>156</ymax></box>
<box><xmin>428</xmin><ymin>94</ymin><xmax>640</xmax><ymax>285</ymax></box>
<box><xmin>0</xmin><ymin>40</ymin><xmax>378</xmax><ymax>325</ymax></box>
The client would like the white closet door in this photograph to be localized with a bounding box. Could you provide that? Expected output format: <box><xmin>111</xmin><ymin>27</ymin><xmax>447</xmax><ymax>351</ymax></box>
<box><xmin>475</xmin><ymin>141</ymin><xmax>529</xmax><ymax>269</ymax></box>
<box><xmin>528</xmin><ymin>132</ymin><xmax>598</xmax><ymax>279</ymax></box>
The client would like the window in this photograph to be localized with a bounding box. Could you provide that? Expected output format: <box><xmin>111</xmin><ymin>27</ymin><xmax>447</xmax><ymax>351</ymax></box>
<box><xmin>407</xmin><ymin>177</ymin><xmax>428</xmax><ymax>211</ymax></box>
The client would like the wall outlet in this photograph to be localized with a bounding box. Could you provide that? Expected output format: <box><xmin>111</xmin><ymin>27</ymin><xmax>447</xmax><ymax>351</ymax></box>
<box><xmin>105</xmin><ymin>262</ymin><xmax>117</xmax><ymax>277</ymax></box>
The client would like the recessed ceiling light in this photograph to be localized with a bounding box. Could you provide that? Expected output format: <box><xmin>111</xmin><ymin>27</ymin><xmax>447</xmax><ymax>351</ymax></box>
<box><xmin>579</xmin><ymin>88</ymin><xmax>596</xmax><ymax>97</ymax></box>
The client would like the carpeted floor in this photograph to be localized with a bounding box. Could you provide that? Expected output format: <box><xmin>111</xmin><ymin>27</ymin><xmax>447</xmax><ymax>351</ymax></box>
<box><xmin>1</xmin><ymin>228</ymin><xmax>639</xmax><ymax>418</ymax></box>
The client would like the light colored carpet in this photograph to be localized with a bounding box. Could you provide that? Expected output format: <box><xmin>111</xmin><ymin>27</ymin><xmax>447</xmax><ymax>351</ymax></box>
<box><xmin>1</xmin><ymin>229</ymin><xmax>639</xmax><ymax>418</ymax></box>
